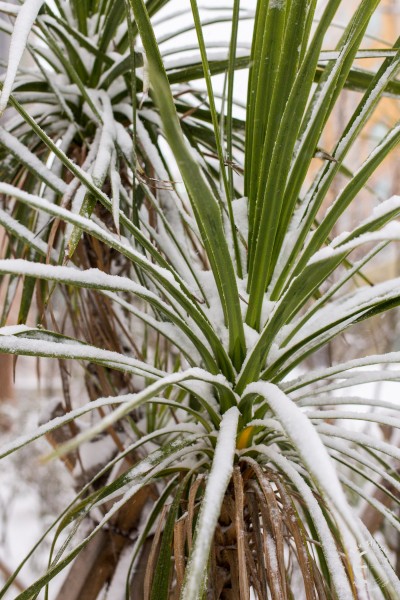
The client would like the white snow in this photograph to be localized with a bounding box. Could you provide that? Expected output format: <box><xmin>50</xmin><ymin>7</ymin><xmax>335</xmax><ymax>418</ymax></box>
<box><xmin>0</xmin><ymin>208</ymin><xmax>54</xmax><ymax>257</ymax></box>
<box><xmin>305</xmin><ymin>409</ymin><xmax>400</xmax><ymax>430</ymax></box>
<box><xmin>243</xmin><ymin>323</ymin><xmax>259</xmax><ymax>348</ymax></box>
<box><xmin>0</xmin><ymin>259</ymin><xmax>199</xmax><ymax>348</ymax></box>
<box><xmin>92</xmin><ymin>92</ymin><xmax>116</xmax><ymax>187</ymax></box>
<box><xmin>104</xmin><ymin>545</ymin><xmax>133</xmax><ymax>598</ymax></box>
<box><xmin>110</xmin><ymin>154</ymin><xmax>121</xmax><ymax>234</ymax></box>
<box><xmin>182</xmin><ymin>406</ymin><xmax>239</xmax><ymax>600</ymax></box>
<box><xmin>284</xmin><ymin>351</ymin><xmax>400</xmax><ymax>395</ymax></box>
<box><xmin>0</xmin><ymin>333</ymin><xmax>165</xmax><ymax>379</ymax></box>
<box><xmin>266</xmin><ymin>534</ymin><xmax>278</xmax><ymax>573</ymax></box>
<box><xmin>0</xmin><ymin>324</ymin><xmax>33</xmax><ymax>335</ymax></box>
<box><xmin>318</xmin><ymin>200</ymin><xmax>400</xmax><ymax>254</ymax></box>
<box><xmin>115</xmin><ymin>122</ymin><xmax>134</xmax><ymax>162</ymax></box>
<box><xmin>232</xmin><ymin>196</ymin><xmax>249</xmax><ymax>241</ymax></box>
<box><xmin>283</xmin><ymin>275</ymin><xmax>400</xmax><ymax>352</ymax></box>
<box><xmin>269</xmin><ymin>0</ymin><xmax>284</xmax><ymax>9</ymax></box>
<box><xmin>319</xmin><ymin>49</ymin><xmax>397</xmax><ymax>62</ymax></box>
<box><xmin>317</xmin><ymin>423</ymin><xmax>400</xmax><ymax>462</ymax></box>
<box><xmin>298</xmin><ymin>393</ymin><xmax>400</xmax><ymax>411</ymax></box>
<box><xmin>307</xmin><ymin>245</ymin><xmax>335</xmax><ymax>263</ymax></box>
<box><xmin>0</xmin><ymin>127</ymin><xmax>68</xmax><ymax>193</ymax></box>
<box><xmin>77</xmin><ymin>435</ymin><xmax>117</xmax><ymax>473</ymax></box>
<box><xmin>0</xmin><ymin>184</ymin><xmax>182</xmax><ymax>293</ymax></box>
<box><xmin>0</xmin><ymin>0</ymin><xmax>45</xmax><ymax>115</ymax></box>
<box><xmin>368</xmin><ymin>195</ymin><xmax>400</xmax><ymax>221</ymax></box>
<box><xmin>197</xmin><ymin>270</ymin><xmax>228</xmax><ymax>347</ymax></box>
<box><xmin>0</xmin><ymin>259</ymin><xmax>162</xmax><ymax>301</ymax></box>
<box><xmin>0</xmin><ymin>2</ymin><xmax>20</xmax><ymax>15</ymax></box>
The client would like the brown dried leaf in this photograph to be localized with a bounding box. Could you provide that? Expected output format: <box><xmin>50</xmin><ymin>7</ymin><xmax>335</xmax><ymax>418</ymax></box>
<box><xmin>233</xmin><ymin>467</ymin><xmax>250</xmax><ymax>600</ymax></box>
<box><xmin>173</xmin><ymin>516</ymin><xmax>186</xmax><ymax>595</ymax></box>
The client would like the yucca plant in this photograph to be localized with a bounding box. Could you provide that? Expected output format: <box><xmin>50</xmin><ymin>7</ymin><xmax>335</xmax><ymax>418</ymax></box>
<box><xmin>0</xmin><ymin>0</ymin><xmax>400</xmax><ymax>598</ymax></box>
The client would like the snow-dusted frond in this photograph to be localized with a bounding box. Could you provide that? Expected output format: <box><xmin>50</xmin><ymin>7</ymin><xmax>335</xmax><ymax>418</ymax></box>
<box><xmin>0</xmin><ymin>0</ymin><xmax>45</xmax><ymax>114</ymax></box>
<box><xmin>182</xmin><ymin>407</ymin><xmax>239</xmax><ymax>599</ymax></box>
<box><xmin>1</xmin><ymin>0</ymin><xmax>400</xmax><ymax>597</ymax></box>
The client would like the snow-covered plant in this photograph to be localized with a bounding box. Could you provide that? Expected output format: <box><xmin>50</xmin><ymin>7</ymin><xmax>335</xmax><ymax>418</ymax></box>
<box><xmin>0</xmin><ymin>0</ymin><xmax>400</xmax><ymax>598</ymax></box>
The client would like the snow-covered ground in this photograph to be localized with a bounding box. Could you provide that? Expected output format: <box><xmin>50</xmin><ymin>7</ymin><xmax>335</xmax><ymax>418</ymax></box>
<box><xmin>0</xmin><ymin>358</ymin><xmax>75</xmax><ymax>599</ymax></box>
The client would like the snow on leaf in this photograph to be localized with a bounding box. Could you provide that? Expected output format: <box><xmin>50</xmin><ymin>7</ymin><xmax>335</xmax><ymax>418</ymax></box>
<box><xmin>244</xmin><ymin>382</ymin><xmax>351</xmax><ymax>515</ymax></box>
<box><xmin>0</xmin><ymin>208</ymin><xmax>54</xmax><ymax>258</ymax></box>
<box><xmin>0</xmin><ymin>333</ymin><xmax>165</xmax><ymax>379</ymax></box>
<box><xmin>0</xmin><ymin>187</ymin><xmax>180</xmax><ymax>289</ymax></box>
<box><xmin>182</xmin><ymin>406</ymin><xmax>239</xmax><ymax>600</ymax></box>
<box><xmin>0</xmin><ymin>324</ymin><xmax>33</xmax><ymax>336</ymax></box>
<box><xmin>0</xmin><ymin>2</ymin><xmax>20</xmax><ymax>15</ymax></box>
<box><xmin>317</xmin><ymin>423</ymin><xmax>400</xmax><ymax>462</ymax></box>
<box><xmin>0</xmin><ymin>258</ymin><xmax>157</xmax><ymax>298</ymax></box>
<box><xmin>110</xmin><ymin>150</ymin><xmax>121</xmax><ymax>235</ymax></box>
<box><xmin>308</xmin><ymin>195</ymin><xmax>400</xmax><ymax>264</ymax></box>
<box><xmin>357</xmin><ymin>194</ymin><xmax>400</xmax><ymax>226</ymax></box>
<box><xmin>280</xmin><ymin>276</ymin><xmax>400</xmax><ymax>359</ymax></box>
<box><xmin>284</xmin><ymin>352</ymin><xmax>400</xmax><ymax>393</ymax></box>
<box><xmin>92</xmin><ymin>92</ymin><xmax>116</xmax><ymax>187</ymax></box>
<box><xmin>0</xmin><ymin>0</ymin><xmax>46</xmax><ymax>115</ymax></box>
<box><xmin>0</xmin><ymin>127</ymin><xmax>68</xmax><ymax>194</ymax></box>
<box><xmin>305</xmin><ymin>409</ymin><xmax>400</xmax><ymax>430</ymax></box>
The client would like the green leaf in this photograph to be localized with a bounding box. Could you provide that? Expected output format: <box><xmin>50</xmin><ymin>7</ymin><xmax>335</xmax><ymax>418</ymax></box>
<box><xmin>128</xmin><ymin>0</ymin><xmax>246</xmax><ymax>370</ymax></box>
<box><xmin>150</xmin><ymin>475</ymin><xmax>189</xmax><ymax>600</ymax></box>
<box><xmin>245</xmin><ymin>0</ymin><xmax>342</xmax><ymax>328</ymax></box>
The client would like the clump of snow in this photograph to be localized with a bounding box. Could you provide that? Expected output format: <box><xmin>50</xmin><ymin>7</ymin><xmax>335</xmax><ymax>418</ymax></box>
<box><xmin>307</xmin><ymin>245</ymin><xmax>335</xmax><ymax>264</ymax></box>
<box><xmin>269</xmin><ymin>0</ymin><xmax>284</xmax><ymax>9</ymax></box>
<box><xmin>243</xmin><ymin>324</ymin><xmax>259</xmax><ymax>349</ymax></box>
<box><xmin>232</xmin><ymin>196</ymin><xmax>249</xmax><ymax>241</ymax></box>
<box><xmin>197</xmin><ymin>270</ymin><xmax>228</xmax><ymax>347</ymax></box>
<box><xmin>260</xmin><ymin>299</ymin><xmax>276</xmax><ymax>327</ymax></box>
<box><xmin>369</xmin><ymin>195</ymin><xmax>400</xmax><ymax>220</ymax></box>
<box><xmin>0</xmin><ymin>324</ymin><xmax>33</xmax><ymax>336</ymax></box>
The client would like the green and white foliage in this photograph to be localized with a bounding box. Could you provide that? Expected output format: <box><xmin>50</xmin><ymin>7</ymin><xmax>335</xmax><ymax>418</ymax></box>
<box><xmin>0</xmin><ymin>0</ymin><xmax>400</xmax><ymax>598</ymax></box>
